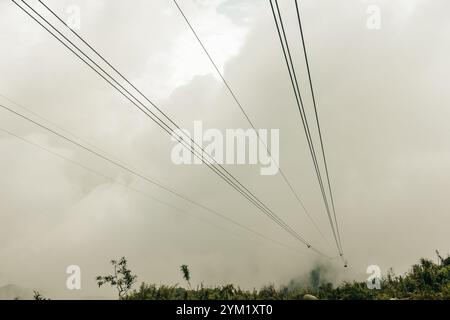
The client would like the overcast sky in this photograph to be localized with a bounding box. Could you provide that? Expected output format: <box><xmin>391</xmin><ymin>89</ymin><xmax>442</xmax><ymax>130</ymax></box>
<box><xmin>1</xmin><ymin>0</ymin><xmax>449</xmax><ymax>299</ymax></box>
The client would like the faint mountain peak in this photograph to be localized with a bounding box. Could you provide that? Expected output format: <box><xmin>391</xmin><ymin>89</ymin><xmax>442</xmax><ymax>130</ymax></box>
<box><xmin>0</xmin><ymin>284</ymin><xmax>33</xmax><ymax>300</ymax></box>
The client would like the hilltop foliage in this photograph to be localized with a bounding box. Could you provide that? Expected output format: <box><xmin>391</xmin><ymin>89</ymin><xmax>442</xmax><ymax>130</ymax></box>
<box><xmin>111</xmin><ymin>253</ymin><xmax>450</xmax><ymax>300</ymax></box>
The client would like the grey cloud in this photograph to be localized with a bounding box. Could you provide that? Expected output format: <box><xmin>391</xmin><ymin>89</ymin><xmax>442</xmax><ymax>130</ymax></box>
<box><xmin>0</xmin><ymin>0</ymin><xmax>449</xmax><ymax>298</ymax></box>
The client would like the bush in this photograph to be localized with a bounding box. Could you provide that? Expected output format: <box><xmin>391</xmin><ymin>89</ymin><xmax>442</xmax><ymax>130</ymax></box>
<box><xmin>102</xmin><ymin>253</ymin><xmax>450</xmax><ymax>300</ymax></box>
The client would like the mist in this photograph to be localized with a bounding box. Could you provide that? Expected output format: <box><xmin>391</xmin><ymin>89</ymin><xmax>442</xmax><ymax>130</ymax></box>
<box><xmin>1</xmin><ymin>0</ymin><xmax>450</xmax><ymax>299</ymax></box>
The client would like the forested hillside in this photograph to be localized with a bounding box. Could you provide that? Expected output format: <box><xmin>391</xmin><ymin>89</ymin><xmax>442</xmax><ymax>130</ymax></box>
<box><xmin>92</xmin><ymin>253</ymin><xmax>450</xmax><ymax>300</ymax></box>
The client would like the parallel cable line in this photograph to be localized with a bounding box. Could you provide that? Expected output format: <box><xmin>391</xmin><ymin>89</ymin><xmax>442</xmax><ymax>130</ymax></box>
<box><xmin>12</xmin><ymin>0</ymin><xmax>329</xmax><ymax>256</ymax></box>
<box><xmin>172</xmin><ymin>0</ymin><xmax>331</xmax><ymax>248</ymax></box>
<box><xmin>17</xmin><ymin>0</ymin><xmax>275</xmax><ymax>233</ymax></box>
<box><xmin>26</xmin><ymin>0</ymin><xmax>287</xmax><ymax>235</ymax></box>
<box><xmin>0</xmin><ymin>92</ymin><xmax>126</xmax><ymax>166</ymax></box>
<box><xmin>34</xmin><ymin>0</ymin><xmax>304</xmax><ymax>246</ymax></box>
<box><xmin>269</xmin><ymin>0</ymin><xmax>342</xmax><ymax>256</ymax></box>
<box><xmin>36</xmin><ymin>0</ymin><xmax>263</xmax><ymax>207</ymax></box>
<box><xmin>272</xmin><ymin>0</ymin><xmax>342</xmax><ymax>256</ymax></box>
<box><xmin>0</xmin><ymin>128</ymin><xmax>310</xmax><ymax>256</ymax></box>
<box><xmin>0</xmin><ymin>102</ymin><xmax>315</xmax><ymax>257</ymax></box>
<box><xmin>294</xmin><ymin>0</ymin><xmax>343</xmax><ymax>254</ymax></box>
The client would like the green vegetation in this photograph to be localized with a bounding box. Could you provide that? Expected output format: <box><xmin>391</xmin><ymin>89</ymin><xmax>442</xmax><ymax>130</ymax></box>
<box><xmin>96</xmin><ymin>252</ymin><xmax>450</xmax><ymax>300</ymax></box>
<box><xmin>96</xmin><ymin>257</ymin><xmax>138</xmax><ymax>299</ymax></box>
<box><xmin>180</xmin><ymin>264</ymin><xmax>191</xmax><ymax>289</ymax></box>
<box><xmin>32</xmin><ymin>290</ymin><xmax>49</xmax><ymax>300</ymax></box>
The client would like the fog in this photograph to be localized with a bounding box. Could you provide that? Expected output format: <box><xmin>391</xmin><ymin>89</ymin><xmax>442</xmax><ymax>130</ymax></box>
<box><xmin>0</xmin><ymin>0</ymin><xmax>449</xmax><ymax>299</ymax></box>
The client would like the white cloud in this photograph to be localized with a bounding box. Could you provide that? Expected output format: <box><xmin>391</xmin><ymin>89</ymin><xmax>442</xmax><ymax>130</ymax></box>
<box><xmin>1</xmin><ymin>0</ymin><xmax>450</xmax><ymax>298</ymax></box>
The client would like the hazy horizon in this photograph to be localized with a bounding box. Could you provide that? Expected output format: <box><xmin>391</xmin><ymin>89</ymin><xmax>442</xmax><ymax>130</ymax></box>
<box><xmin>1</xmin><ymin>0</ymin><xmax>449</xmax><ymax>299</ymax></box>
